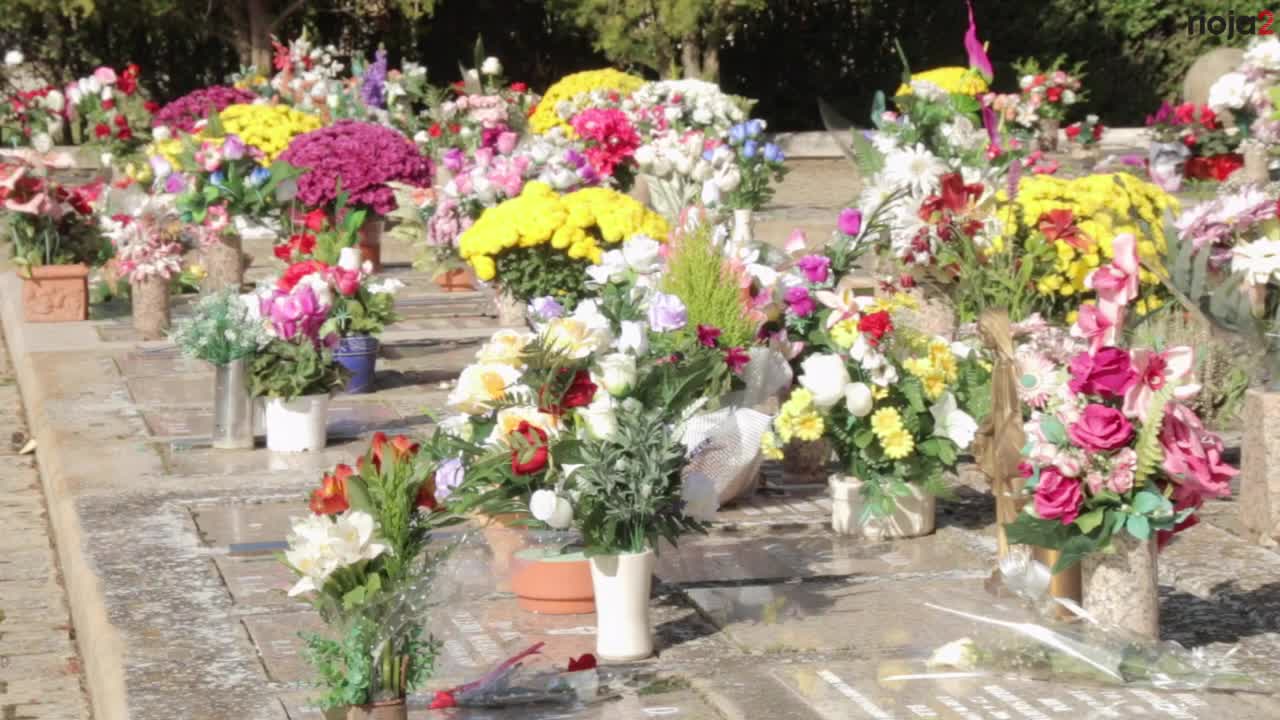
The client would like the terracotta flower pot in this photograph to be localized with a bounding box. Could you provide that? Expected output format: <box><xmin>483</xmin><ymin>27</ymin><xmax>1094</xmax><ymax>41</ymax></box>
<box><xmin>20</xmin><ymin>264</ymin><xmax>89</xmax><ymax>323</ymax></box>
<box><xmin>345</xmin><ymin>697</ymin><xmax>406</xmax><ymax>720</ymax></box>
<box><xmin>511</xmin><ymin>548</ymin><xmax>595</xmax><ymax>615</ymax></box>
<box><xmin>358</xmin><ymin>217</ymin><xmax>384</xmax><ymax>273</ymax></box>
<box><xmin>435</xmin><ymin>268</ymin><xmax>475</xmax><ymax>292</ymax></box>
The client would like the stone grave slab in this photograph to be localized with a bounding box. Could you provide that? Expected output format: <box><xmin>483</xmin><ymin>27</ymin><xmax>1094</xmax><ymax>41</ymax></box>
<box><xmin>126</xmin><ymin>373</ymin><xmax>212</xmax><ymax>406</ymax></box>
<box><xmin>143</xmin><ymin>399</ymin><xmax>401</xmax><ymax>440</ymax></box>
<box><xmin>116</xmin><ymin>347</ymin><xmax>210</xmax><ymax>378</ymax></box>
<box><xmin>394</xmin><ymin>293</ymin><xmax>493</xmax><ymax>320</ymax></box>
<box><xmin>684</xmin><ymin>574</ymin><xmax>990</xmax><ymax>654</ymax></box>
<box><xmin>278</xmin><ymin>686</ymin><xmax>720</xmax><ymax>720</ymax></box>
<box><xmin>656</xmin><ymin>529</ymin><xmax>987</xmax><ymax>586</ymax></box>
<box><xmin>155</xmin><ymin>437</ymin><xmax>366</xmax><ymax>476</ymax></box>
<box><xmin>713</xmin><ymin>485</ymin><xmax>831</xmax><ymax>528</ymax></box>
<box><xmin>242</xmin><ymin>611</ymin><xmax>326</xmax><ymax>683</ymax></box>
<box><xmin>213</xmin><ymin>555</ymin><xmax>309</xmax><ymax>608</ymax></box>
<box><xmin>194</xmin><ymin>502</ymin><xmax>303</xmax><ymax>548</ymax></box>
<box><xmin>760</xmin><ymin>660</ymin><xmax>1278</xmax><ymax>720</ymax></box>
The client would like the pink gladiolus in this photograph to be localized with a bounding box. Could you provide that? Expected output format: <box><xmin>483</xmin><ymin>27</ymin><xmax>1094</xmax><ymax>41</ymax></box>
<box><xmin>1123</xmin><ymin>347</ymin><xmax>1201</xmax><ymax>421</ymax></box>
<box><xmin>1086</xmin><ymin>232</ymin><xmax>1140</xmax><ymax>338</ymax></box>
<box><xmin>963</xmin><ymin>0</ymin><xmax>994</xmax><ymax>80</ymax></box>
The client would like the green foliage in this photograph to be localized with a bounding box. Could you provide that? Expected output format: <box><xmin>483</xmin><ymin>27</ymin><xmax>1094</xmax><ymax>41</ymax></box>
<box><xmin>572</xmin><ymin>408</ymin><xmax>707</xmax><ymax>555</ymax></box>
<box><xmin>329</xmin><ymin>286</ymin><xmax>397</xmax><ymax>337</ymax></box>
<box><xmin>494</xmin><ymin>245</ymin><xmax>593</xmax><ymax>310</ymax></box>
<box><xmin>1133</xmin><ymin>386</ymin><xmax>1173</xmax><ymax>487</ymax></box>
<box><xmin>249</xmin><ymin>339</ymin><xmax>346</xmax><ymax>399</ymax></box>
<box><xmin>660</xmin><ymin>223</ymin><xmax>757</xmax><ymax>348</ymax></box>
<box><xmin>935</xmin><ymin>212</ymin><xmax>1056</xmax><ymax>325</ymax></box>
<box><xmin>170</xmin><ymin>288</ymin><xmax>267</xmax><ymax>364</ymax></box>
<box><xmin>303</xmin><ymin>617</ymin><xmax>440</xmax><ymax>710</ymax></box>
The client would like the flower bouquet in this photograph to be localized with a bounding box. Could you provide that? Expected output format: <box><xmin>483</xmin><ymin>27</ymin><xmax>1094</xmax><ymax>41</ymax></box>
<box><xmin>282</xmin><ymin>431</ymin><xmax>461</xmax><ymax>715</ymax></box>
<box><xmin>701</xmin><ymin>120</ymin><xmax>788</xmax><ymax>215</ymax></box>
<box><xmin>64</xmin><ymin>65</ymin><xmax>154</xmax><ymax>169</ymax></box>
<box><xmin>457</xmin><ymin>181</ymin><xmax>668</xmax><ymax>310</ymax></box>
<box><xmin>1011</xmin><ymin>57</ymin><xmax>1086</xmax><ymax>151</ymax></box>
<box><xmin>265</xmin><ymin>34</ymin><xmax>346</xmax><ymax>120</ymax></box>
<box><xmin>0</xmin><ymin>53</ymin><xmax>66</xmax><ymax>151</ymax></box>
<box><xmin>105</xmin><ymin>196</ymin><xmax>185</xmax><ymax>338</ymax></box>
<box><xmin>148</xmin><ymin>103</ymin><xmax>323</xmax><ymax>170</ymax></box>
<box><xmin>248</xmin><ymin>266</ymin><xmax>346</xmax><ymax>451</ymax></box>
<box><xmin>171</xmin><ymin>289</ymin><xmax>268</xmax><ymax>448</ymax></box>
<box><xmin>1064</xmin><ymin>114</ymin><xmax>1104</xmax><ymax>153</ymax></box>
<box><xmin>1</xmin><ymin>150</ymin><xmax>111</xmax><ymax>321</ymax></box>
<box><xmin>1145</xmin><ymin>101</ymin><xmax>1242</xmax><ymax>188</ymax></box>
<box><xmin>528</xmin><ymin>69</ymin><xmax>644</xmax><ymax>137</ymax></box>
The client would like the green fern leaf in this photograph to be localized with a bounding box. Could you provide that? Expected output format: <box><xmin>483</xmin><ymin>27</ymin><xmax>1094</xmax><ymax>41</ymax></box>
<box><xmin>1134</xmin><ymin>385</ymin><xmax>1175</xmax><ymax>488</ymax></box>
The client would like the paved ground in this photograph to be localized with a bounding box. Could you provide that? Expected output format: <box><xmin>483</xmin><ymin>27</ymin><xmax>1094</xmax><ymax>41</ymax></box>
<box><xmin>9</xmin><ymin>145</ymin><xmax>1280</xmax><ymax>720</ymax></box>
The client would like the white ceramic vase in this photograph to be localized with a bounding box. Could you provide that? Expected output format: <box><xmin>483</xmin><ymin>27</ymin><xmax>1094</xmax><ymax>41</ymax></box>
<box><xmin>263</xmin><ymin>394</ymin><xmax>329</xmax><ymax>452</ymax></box>
<box><xmin>589</xmin><ymin>549</ymin><xmax>656</xmax><ymax>662</ymax></box>
<box><xmin>829</xmin><ymin>475</ymin><xmax>936</xmax><ymax>540</ymax></box>
<box><xmin>731</xmin><ymin>208</ymin><xmax>754</xmax><ymax>246</ymax></box>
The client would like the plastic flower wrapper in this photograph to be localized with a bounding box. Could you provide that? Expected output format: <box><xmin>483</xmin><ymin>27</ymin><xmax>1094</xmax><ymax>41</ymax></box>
<box><xmin>889</xmin><ymin>559</ymin><xmax>1275</xmax><ymax>694</ymax></box>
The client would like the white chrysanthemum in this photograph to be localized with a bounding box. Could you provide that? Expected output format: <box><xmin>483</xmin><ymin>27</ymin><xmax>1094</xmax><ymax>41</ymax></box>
<box><xmin>882</xmin><ymin>143</ymin><xmax>945</xmax><ymax>196</ymax></box>
<box><xmin>1246</xmin><ymin>37</ymin><xmax>1280</xmax><ymax>72</ymax></box>
<box><xmin>1208</xmin><ymin>72</ymin><xmax>1252</xmax><ymax>112</ymax></box>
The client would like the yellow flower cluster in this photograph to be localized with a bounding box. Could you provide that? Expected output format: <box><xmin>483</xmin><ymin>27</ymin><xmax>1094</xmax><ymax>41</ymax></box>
<box><xmin>895</xmin><ymin>67</ymin><xmax>989</xmax><ymax>97</ymax></box>
<box><xmin>992</xmin><ymin>173</ymin><xmax>1178</xmax><ymax>319</ymax></box>
<box><xmin>529</xmin><ymin>69</ymin><xmax>646</xmax><ymax>135</ymax></box>
<box><xmin>869</xmin><ymin>407</ymin><xmax>913</xmax><ymax>460</ymax></box>
<box><xmin>772</xmin><ymin>389</ymin><xmax>825</xmax><ymax>444</ymax></box>
<box><xmin>459</xmin><ymin>181</ymin><xmax>669</xmax><ymax>281</ymax></box>
<box><xmin>148</xmin><ymin>103</ymin><xmax>323</xmax><ymax>166</ymax></box>
<box><xmin>902</xmin><ymin>339</ymin><xmax>959</xmax><ymax>400</ymax></box>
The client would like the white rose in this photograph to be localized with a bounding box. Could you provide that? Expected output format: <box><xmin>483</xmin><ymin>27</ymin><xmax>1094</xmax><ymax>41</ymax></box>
<box><xmin>43</xmin><ymin>90</ymin><xmax>64</xmax><ymax>113</ymax></box>
<box><xmin>337</xmin><ymin>246</ymin><xmax>362</xmax><ymax>271</ymax></box>
<box><xmin>621</xmin><ymin>234</ymin><xmax>662</xmax><ymax>274</ymax></box>
<box><xmin>4</xmin><ymin>50</ymin><xmax>22</xmax><ymax>66</ymax></box>
<box><xmin>799</xmin><ymin>354</ymin><xmax>852</xmax><ymax>409</ymax></box>
<box><xmin>529</xmin><ymin>490</ymin><xmax>573</xmax><ymax>529</ymax></box>
<box><xmin>413</xmin><ymin>130</ymin><xmax>429</xmax><ymax>144</ymax></box>
<box><xmin>578</xmin><ymin>394</ymin><xmax>618</xmax><ymax>441</ymax></box>
<box><xmin>595</xmin><ymin>353</ymin><xmax>637</xmax><ymax>397</ymax></box>
<box><xmin>616</xmin><ymin>320</ymin><xmax>649</xmax><ymax>356</ymax></box>
<box><xmin>844</xmin><ymin>382</ymin><xmax>873</xmax><ymax>417</ymax></box>
<box><xmin>481</xmin><ymin>57</ymin><xmax>503</xmax><ymax>76</ymax></box>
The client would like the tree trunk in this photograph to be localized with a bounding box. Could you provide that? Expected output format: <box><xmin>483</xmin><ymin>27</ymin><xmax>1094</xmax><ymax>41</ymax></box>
<box><xmin>681</xmin><ymin>34</ymin><xmax>703</xmax><ymax>79</ymax></box>
<box><xmin>701</xmin><ymin>45</ymin><xmax>720</xmax><ymax>83</ymax></box>
<box><xmin>248</xmin><ymin>0</ymin><xmax>274</xmax><ymax>73</ymax></box>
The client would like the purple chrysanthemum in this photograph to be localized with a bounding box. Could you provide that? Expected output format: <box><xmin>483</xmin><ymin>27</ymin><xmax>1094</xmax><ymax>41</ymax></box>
<box><xmin>279</xmin><ymin>121</ymin><xmax>432</xmax><ymax>215</ymax></box>
<box><xmin>152</xmin><ymin>86</ymin><xmax>257</xmax><ymax>133</ymax></box>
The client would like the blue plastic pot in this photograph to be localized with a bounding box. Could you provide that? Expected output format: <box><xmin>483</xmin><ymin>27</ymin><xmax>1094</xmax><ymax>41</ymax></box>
<box><xmin>335</xmin><ymin>334</ymin><xmax>379</xmax><ymax>394</ymax></box>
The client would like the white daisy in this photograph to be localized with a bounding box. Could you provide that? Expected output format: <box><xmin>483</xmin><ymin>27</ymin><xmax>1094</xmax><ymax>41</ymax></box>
<box><xmin>882</xmin><ymin>144</ymin><xmax>945</xmax><ymax>196</ymax></box>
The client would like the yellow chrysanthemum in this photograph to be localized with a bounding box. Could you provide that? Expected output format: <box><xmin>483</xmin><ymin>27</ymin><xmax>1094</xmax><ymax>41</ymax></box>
<box><xmin>881</xmin><ymin>428</ymin><xmax>915</xmax><ymax>460</ymax></box>
<box><xmin>830</xmin><ymin>318</ymin><xmax>860</xmax><ymax>349</ymax></box>
<box><xmin>870</xmin><ymin>407</ymin><xmax>903</xmax><ymax>438</ymax></box>
<box><xmin>530</xmin><ymin>69</ymin><xmax>646</xmax><ymax>135</ymax></box>
<box><xmin>790</xmin><ymin>411</ymin><xmax>825</xmax><ymax>443</ymax></box>
<box><xmin>147</xmin><ymin>103</ymin><xmax>322</xmax><ymax>167</ymax></box>
<box><xmin>895</xmin><ymin>67</ymin><xmax>989</xmax><ymax>97</ymax></box>
<box><xmin>761</xmin><ymin>431</ymin><xmax>784</xmax><ymax>461</ymax></box>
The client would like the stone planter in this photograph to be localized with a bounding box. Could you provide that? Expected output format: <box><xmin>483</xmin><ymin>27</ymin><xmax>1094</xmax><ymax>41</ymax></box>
<box><xmin>213</xmin><ymin>359</ymin><xmax>254</xmax><ymax>450</ymax></box>
<box><xmin>829</xmin><ymin>474</ymin><xmax>936</xmax><ymax>540</ymax></box>
<box><xmin>358</xmin><ymin>217</ymin><xmax>384</xmax><ymax>273</ymax></box>
<box><xmin>1082</xmin><ymin>534</ymin><xmax>1159</xmax><ymax>639</ymax></box>
<box><xmin>20</xmin><ymin>264</ymin><xmax>89</xmax><ymax>323</ymax></box>
<box><xmin>345</xmin><ymin>698</ymin><xmax>407</xmax><ymax>720</ymax></box>
<box><xmin>590</xmin><ymin>548</ymin><xmax>656</xmax><ymax>662</ymax></box>
<box><xmin>781</xmin><ymin>438</ymin><xmax>831</xmax><ymax>484</ymax></box>
<box><xmin>263</xmin><ymin>393</ymin><xmax>329</xmax><ymax>452</ymax></box>
<box><xmin>130</xmin><ymin>275</ymin><xmax>170</xmax><ymax>340</ymax></box>
<box><xmin>202</xmin><ymin>234</ymin><xmax>244</xmax><ymax>292</ymax></box>
<box><xmin>1037</xmin><ymin>118</ymin><xmax>1060</xmax><ymax>152</ymax></box>
<box><xmin>511</xmin><ymin>548</ymin><xmax>595</xmax><ymax>615</ymax></box>
<box><xmin>435</xmin><ymin>268</ymin><xmax>475</xmax><ymax>292</ymax></box>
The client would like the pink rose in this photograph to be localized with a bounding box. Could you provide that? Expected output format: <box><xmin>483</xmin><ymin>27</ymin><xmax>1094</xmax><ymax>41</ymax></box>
<box><xmin>1068</xmin><ymin>347</ymin><xmax>1138</xmax><ymax>398</ymax></box>
<box><xmin>1068</xmin><ymin>404</ymin><xmax>1134</xmax><ymax>452</ymax></box>
<box><xmin>1085</xmin><ymin>471</ymin><xmax>1106</xmax><ymax>495</ymax></box>
<box><xmin>1160</xmin><ymin>403</ymin><xmax>1236</xmax><ymax>498</ymax></box>
<box><xmin>329</xmin><ymin>267</ymin><xmax>361</xmax><ymax>297</ymax></box>
<box><xmin>94</xmin><ymin>66</ymin><xmax>118</xmax><ymax>85</ymax></box>
<box><xmin>1034</xmin><ymin>466</ymin><xmax>1083</xmax><ymax>525</ymax></box>
<box><xmin>1107</xmin><ymin>448</ymin><xmax>1137</xmax><ymax>494</ymax></box>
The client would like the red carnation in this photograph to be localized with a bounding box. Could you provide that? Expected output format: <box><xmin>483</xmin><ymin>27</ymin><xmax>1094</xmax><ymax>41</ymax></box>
<box><xmin>113</xmin><ymin>114</ymin><xmax>128</xmax><ymax>128</ymax></box>
<box><xmin>1064</xmin><ymin>123</ymin><xmax>1082</xmax><ymax>140</ymax></box>
<box><xmin>303</xmin><ymin>208</ymin><xmax>327</xmax><ymax>232</ymax></box>
<box><xmin>93</xmin><ymin>123</ymin><xmax>111</xmax><ymax>139</ymax></box>
<box><xmin>143</xmin><ymin>100</ymin><xmax>159</xmax><ymax>113</ymax></box>
<box><xmin>101</xmin><ymin>99</ymin><xmax>115</xmax><ymax>111</ymax></box>
<box><xmin>858</xmin><ymin>311</ymin><xmax>893</xmax><ymax>345</ymax></box>
<box><xmin>1046</xmin><ymin>86</ymin><xmax>1063</xmax><ymax>103</ymax></box>
<box><xmin>510</xmin><ymin>421</ymin><xmax>550</xmax><ymax>476</ymax></box>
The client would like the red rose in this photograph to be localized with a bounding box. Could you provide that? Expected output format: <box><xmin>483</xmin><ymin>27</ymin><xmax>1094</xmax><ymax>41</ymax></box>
<box><xmin>277</xmin><ymin>259</ymin><xmax>329</xmax><ymax>291</ymax></box>
<box><xmin>117</xmin><ymin>75</ymin><xmax>137</xmax><ymax>96</ymax></box>
<box><xmin>143</xmin><ymin>101</ymin><xmax>159</xmax><ymax>113</ymax></box>
<box><xmin>309</xmin><ymin>464</ymin><xmax>353</xmax><ymax>515</ymax></box>
<box><xmin>510</xmin><ymin>82</ymin><xmax>528</xmax><ymax>92</ymax></box>
<box><xmin>559</xmin><ymin>370</ymin><xmax>596</xmax><ymax>410</ymax></box>
<box><xmin>1182</xmin><ymin>133</ymin><xmax>1197</xmax><ymax>148</ymax></box>
<box><xmin>102</xmin><ymin>99</ymin><xmax>115</xmax><ymax>110</ymax></box>
<box><xmin>303</xmin><ymin>208</ymin><xmax>327</xmax><ymax>231</ymax></box>
<box><xmin>93</xmin><ymin>123</ymin><xmax>111</xmax><ymax>138</ymax></box>
<box><xmin>858</xmin><ymin>311</ymin><xmax>893</xmax><ymax>345</ymax></box>
<box><xmin>113</xmin><ymin>114</ymin><xmax>127</xmax><ymax>128</ymax></box>
<box><xmin>429</xmin><ymin>692</ymin><xmax>457</xmax><ymax>710</ymax></box>
<box><xmin>1064</xmin><ymin>123</ymin><xmax>1082</xmax><ymax>140</ymax></box>
<box><xmin>415</xmin><ymin>476</ymin><xmax>438</xmax><ymax>511</ymax></box>
<box><xmin>272</xmin><ymin>244</ymin><xmax>292</xmax><ymax>261</ymax></box>
<box><xmin>510</xmin><ymin>421</ymin><xmax>549</xmax><ymax>476</ymax></box>
<box><xmin>116</xmin><ymin>127</ymin><xmax>133</xmax><ymax>141</ymax></box>
<box><xmin>1092</xmin><ymin>123</ymin><xmax>1104</xmax><ymax>140</ymax></box>
<box><xmin>428</xmin><ymin>123</ymin><xmax>442</xmax><ymax>138</ymax></box>
<box><xmin>1046</xmin><ymin>87</ymin><xmax>1063</xmax><ymax>103</ymax></box>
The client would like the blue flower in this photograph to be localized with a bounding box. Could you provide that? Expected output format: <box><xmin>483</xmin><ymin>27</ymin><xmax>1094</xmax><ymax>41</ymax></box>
<box><xmin>742</xmin><ymin>140</ymin><xmax>758</xmax><ymax>159</ymax></box>
<box><xmin>763</xmin><ymin>143</ymin><xmax>784</xmax><ymax>163</ymax></box>
<box><xmin>747</xmin><ymin>119</ymin><xmax>765</xmax><ymax>137</ymax></box>
<box><xmin>702</xmin><ymin>149</ymin><xmax>715</xmax><ymax>162</ymax></box>
<box><xmin>210</xmin><ymin>171</ymin><xmax>226</xmax><ymax>187</ymax></box>
<box><xmin>248</xmin><ymin>166</ymin><xmax>271</xmax><ymax>187</ymax></box>
<box><xmin>728</xmin><ymin>123</ymin><xmax>748</xmax><ymax>144</ymax></box>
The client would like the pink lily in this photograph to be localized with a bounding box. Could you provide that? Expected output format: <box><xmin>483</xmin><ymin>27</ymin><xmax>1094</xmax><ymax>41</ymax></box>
<box><xmin>1123</xmin><ymin>347</ymin><xmax>1201</xmax><ymax>421</ymax></box>
<box><xmin>1086</xmin><ymin>232</ymin><xmax>1140</xmax><ymax>339</ymax></box>
<box><xmin>1070</xmin><ymin>303</ymin><xmax>1115</xmax><ymax>352</ymax></box>
<box><xmin>964</xmin><ymin>0</ymin><xmax>994</xmax><ymax>81</ymax></box>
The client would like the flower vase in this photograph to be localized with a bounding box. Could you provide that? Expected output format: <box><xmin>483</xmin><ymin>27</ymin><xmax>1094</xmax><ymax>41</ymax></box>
<box><xmin>213</xmin><ymin>359</ymin><xmax>254</xmax><ymax>450</ymax></box>
<box><xmin>345</xmin><ymin>698</ymin><xmax>407</xmax><ymax>720</ymax></box>
<box><xmin>358</xmin><ymin>217</ymin><xmax>384</xmax><ymax>273</ymax></box>
<box><xmin>829</xmin><ymin>475</ymin><xmax>936</xmax><ymax>540</ymax></box>
<box><xmin>493</xmin><ymin>289</ymin><xmax>527</xmax><ymax>326</ymax></box>
<box><xmin>1244</xmin><ymin>142</ymin><xmax>1270</xmax><ymax>184</ymax></box>
<box><xmin>130</xmin><ymin>275</ymin><xmax>170</xmax><ymax>340</ymax></box>
<box><xmin>263</xmin><ymin>394</ymin><xmax>329</xmax><ymax>452</ymax></box>
<box><xmin>334</xmin><ymin>335</ymin><xmax>379</xmax><ymax>394</ymax></box>
<box><xmin>731</xmin><ymin>208</ymin><xmax>754</xmax><ymax>246</ymax></box>
<box><xmin>511</xmin><ymin>548</ymin><xmax>595</xmax><ymax>615</ymax></box>
<box><xmin>20</xmin><ymin>264</ymin><xmax>90</xmax><ymax>323</ymax></box>
<box><xmin>781</xmin><ymin>438</ymin><xmax>830</xmax><ymax>484</ymax></box>
<box><xmin>1081</xmin><ymin>534</ymin><xmax>1159</xmax><ymax>639</ymax></box>
<box><xmin>1037</xmin><ymin>118</ymin><xmax>1060</xmax><ymax>152</ymax></box>
<box><xmin>589</xmin><ymin>549</ymin><xmax>656</xmax><ymax>662</ymax></box>
<box><xmin>202</xmin><ymin>234</ymin><xmax>244</xmax><ymax>292</ymax></box>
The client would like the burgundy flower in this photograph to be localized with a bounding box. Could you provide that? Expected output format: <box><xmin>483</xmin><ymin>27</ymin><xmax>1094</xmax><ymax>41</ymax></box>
<box><xmin>696</xmin><ymin>324</ymin><xmax>722</xmax><ymax>348</ymax></box>
<box><xmin>151</xmin><ymin>86</ymin><xmax>257</xmax><ymax>133</ymax></box>
<box><xmin>724</xmin><ymin>347</ymin><xmax>750</xmax><ymax>374</ymax></box>
<box><xmin>280</xmin><ymin>121</ymin><xmax>433</xmax><ymax>215</ymax></box>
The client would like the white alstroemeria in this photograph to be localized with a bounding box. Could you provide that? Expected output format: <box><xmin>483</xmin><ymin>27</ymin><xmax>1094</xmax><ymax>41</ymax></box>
<box><xmin>329</xmin><ymin>511</ymin><xmax>390</xmax><ymax>562</ymax></box>
<box><xmin>529</xmin><ymin>489</ymin><xmax>573</xmax><ymax>529</ymax></box>
<box><xmin>616</xmin><ymin>320</ymin><xmax>649</xmax><ymax>356</ymax></box>
<box><xmin>930</xmin><ymin>392</ymin><xmax>978</xmax><ymax>449</ymax></box>
<box><xmin>595</xmin><ymin>353</ymin><xmax>637</xmax><ymax>397</ymax></box>
<box><xmin>849</xmin><ymin>334</ymin><xmax>885</xmax><ymax>370</ymax></box>
<box><xmin>1232</xmin><ymin>239</ymin><xmax>1280</xmax><ymax>287</ymax></box>
<box><xmin>798</xmin><ymin>354</ymin><xmax>851</xmax><ymax>409</ymax></box>
<box><xmin>869</xmin><ymin>362</ymin><xmax>899</xmax><ymax>388</ymax></box>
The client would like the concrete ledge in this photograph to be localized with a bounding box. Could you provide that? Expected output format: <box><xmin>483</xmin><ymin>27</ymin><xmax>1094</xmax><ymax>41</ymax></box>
<box><xmin>774</xmin><ymin>127</ymin><xmax>1150</xmax><ymax>158</ymax></box>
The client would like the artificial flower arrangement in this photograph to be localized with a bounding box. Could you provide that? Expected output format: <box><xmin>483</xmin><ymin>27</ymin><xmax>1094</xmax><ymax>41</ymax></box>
<box><xmin>1145</xmin><ymin>101</ymin><xmax>1242</xmax><ymax>182</ymax></box>
<box><xmin>282</xmin><ymin>431</ymin><xmax>462</xmax><ymax>712</ymax></box>
<box><xmin>1011</xmin><ymin>57</ymin><xmax>1086</xmax><ymax>124</ymax></box>
<box><xmin>417</xmin><ymin>53</ymin><xmax>538</xmax><ymax>160</ymax></box>
<box><xmin>148</xmin><ymin>103</ymin><xmax>324</xmax><ymax>170</ymax></box>
<box><xmin>1003</xmin><ymin>244</ymin><xmax>1236</xmax><ymax>571</ymax></box>
<box><xmin>171</xmin><ymin>288</ymin><xmax>268</xmax><ymax>365</ymax></box>
<box><xmin>150</xmin><ymin>85</ymin><xmax>257</xmax><ymax>134</ymax></box>
<box><xmin>627</xmin><ymin>79</ymin><xmax>749</xmax><ymax>139</ymax></box>
<box><xmin>264</xmin><ymin>34</ymin><xmax>346</xmax><ymax>120</ymax></box>
<box><xmin>457</xmin><ymin>181</ymin><xmax>668</xmax><ymax>309</ymax></box>
<box><xmin>64</xmin><ymin>64</ymin><xmax>155</xmax><ymax>164</ymax></box>
<box><xmin>1208</xmin><ymin>35</ymin><xmax>1280</xmax><ymax>148</ymax></box>
<box><xmin>569</xmin><ymin>107</ymin><xmax>641</xmax><ymax>191</ymax></box>
<box><xmin>387</xmin><ymin>183</ymin><xmax>474</xmax><ymax>283</ymax></box>
<box><xmin>529</xmin><ymin>69</ymin><xmax>645</xmax><ymax>136</ymax></box>
<box><xmin>248</xmin><ymin>267</ymin><xmax>347</xmax><ymax>399</ymax></box>
<box><xmin>1064</xmin><ymin>114</ymin><xmax>1104</xmax><ymax>148</ymax></box>
<box><xmin>700</xmin><ymin>119</ymin><xmax>788</xmax><ymax>211</ymax></box>
<box><xmin>280</xmin><ymin>120</ymin><xmax>433</xmax><ymax>218</ymax></box>
<box><xmin>105</xmin><ymin>195</ymin><xmax>185</xmax><ymax>287</ymax></box>
<box><xmin>1</xmin><ymin>150</ymin><xmax>110</xmax><ymax>275</ymax></box>
<box><xmin>0</xmin><ymin>53</ymin><xmax>65</xmax><ymax>151</ymax></box>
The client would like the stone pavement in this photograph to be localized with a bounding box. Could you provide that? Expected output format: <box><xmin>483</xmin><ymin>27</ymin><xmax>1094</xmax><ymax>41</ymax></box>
<box><xmin>7</xmin><ymin>149</ymin><xmax>1280</xmax><ymax>720</ymax></box>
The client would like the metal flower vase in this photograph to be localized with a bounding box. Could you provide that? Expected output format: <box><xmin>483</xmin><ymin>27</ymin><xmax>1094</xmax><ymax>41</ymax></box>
<box><xmin>212</xmin><ymin>358</ymin><xmax>254</xmax><ymax>450</ymax></box>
